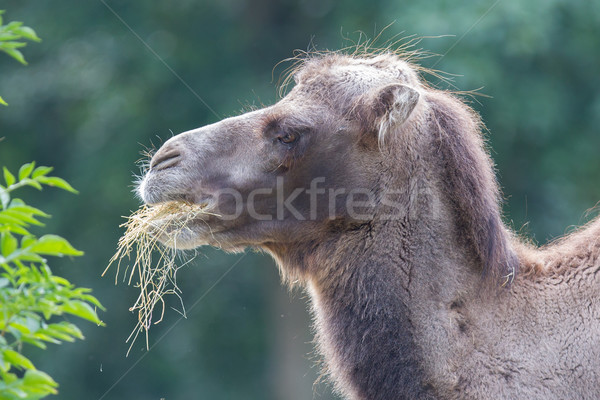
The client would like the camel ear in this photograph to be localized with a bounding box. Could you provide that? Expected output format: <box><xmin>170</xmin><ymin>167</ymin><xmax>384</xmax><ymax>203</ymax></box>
<box><xmin>353</xmin><ymin>83</ymin><xmax>419</xmax><ymax>145</ymax></box>
<box><xmin>374</xmin><ymin>83</ymin><xmax>420</xmax><ymax>127</ymax></box>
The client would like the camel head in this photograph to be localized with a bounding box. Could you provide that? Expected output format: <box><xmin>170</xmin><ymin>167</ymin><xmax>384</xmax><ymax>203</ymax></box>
<box><xmin>139</xmin><ymin>52</ymin><xmax>517</xmax><ymax>282</ymax></box>
<box><xmin>139</xmin><ymin>54</ymin><xmax>422</xmax><ymax>252</ymax></box>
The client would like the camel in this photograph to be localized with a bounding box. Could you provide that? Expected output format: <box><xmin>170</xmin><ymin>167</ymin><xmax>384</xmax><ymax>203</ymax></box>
<box><xmin>138</xmin><ymin>51</ymin><xmax>600</xmax><ymax>399</ymax></box>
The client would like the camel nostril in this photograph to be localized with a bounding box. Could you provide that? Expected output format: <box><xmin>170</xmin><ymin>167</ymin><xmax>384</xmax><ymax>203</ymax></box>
<box><xmin>150</xmin><ymin>150</ymin><xmax>181</xmax><ymax>171</ymax></box>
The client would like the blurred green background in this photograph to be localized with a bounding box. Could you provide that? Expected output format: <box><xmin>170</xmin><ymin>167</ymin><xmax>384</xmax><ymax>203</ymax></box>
<box><xmin>0</xmin><ymin>1</ymin><xmax>599</xmax><ymax>399</ymax></box>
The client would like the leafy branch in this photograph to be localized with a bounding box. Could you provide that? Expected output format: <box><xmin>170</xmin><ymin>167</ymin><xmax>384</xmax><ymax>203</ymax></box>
<box><xmin>0</xmin><ymin>163</ymin><xmax>104</xmax><ymax>400</ymax></box>
<box><xmin>0</xmin><ymin>10</ymin><xmax>41</xmax><ymax>106</ymax></box>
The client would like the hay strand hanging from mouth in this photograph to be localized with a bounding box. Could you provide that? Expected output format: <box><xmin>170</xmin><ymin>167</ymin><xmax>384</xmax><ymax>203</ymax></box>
<box><xmin>104</xmin><ymin>201</ymin><xmax>208</xmax><ymax>355</ymax></box>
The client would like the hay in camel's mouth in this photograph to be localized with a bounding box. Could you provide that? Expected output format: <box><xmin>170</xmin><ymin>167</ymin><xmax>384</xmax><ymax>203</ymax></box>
<box><xmin>104</xmin><ymin>201</ymin><xmax>210</xmax><ymax>354</ymax></box>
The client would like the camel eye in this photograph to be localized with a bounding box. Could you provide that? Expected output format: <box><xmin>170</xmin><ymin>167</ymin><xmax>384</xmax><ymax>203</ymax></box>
<box><xmin>278</xmin><ymin>131</ymin><xmax>299</xmax><ymax>145</ymax></box>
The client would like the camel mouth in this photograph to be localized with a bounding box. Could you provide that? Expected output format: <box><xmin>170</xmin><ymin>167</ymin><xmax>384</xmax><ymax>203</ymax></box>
<box><xmin>126</xmin><ymin>201</ymin><xmax>218</xmax><ymax>250</ymax></box>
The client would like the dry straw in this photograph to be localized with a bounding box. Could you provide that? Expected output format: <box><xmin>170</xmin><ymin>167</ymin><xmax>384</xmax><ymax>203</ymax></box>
<box><xmin>104</xmin><ymin>201</ymin><xmax>208</xmax><ymax>354</ymax></box>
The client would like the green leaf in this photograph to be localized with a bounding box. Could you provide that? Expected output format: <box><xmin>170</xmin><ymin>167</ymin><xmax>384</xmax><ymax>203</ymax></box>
<box><xmin>4</xmin><ymin>386</ymin><xmax>28</xmax><ymax>398</ymax></box>
<box><xmin>14</xmin><ymin>252</ymin><xmax>45</xmax><ymax>263</ymax></box>
<box><xmin>8</xmin><ymin>322</ymin><xmax>31</xmax><ymax>336</ymax></box>
<box><xmin>23</xmin><ymin>369</ymin><xmax>58</xmax><ymax>395</ymax></box>
<box><xmin>2</xmin><ymin>209</ymin><xmax>44</xmax><ymax>226</ymax></box>
<box><xmin>29</xmin><ymin>234</ymin><xmax>83</xmax><ymax>257</ymax></box>
<box><xmin>0</xmin><ymin>352</ymin><xmax>9</xmax><ymax>373</ymax></box>
<box><xmin>36</xmin><ymin>298</ymin><xmax>60</xmax><ymax>321</ymax></box>
<box><xmin>3</xmin><ymin>168</ymin><xmax>15</xmax><ymax>187</ymax></box>
<box><xmin>0</xmin><ymin>95</ymin><xmax>7</xmax><ymax>106</ymax></box>
<box><xmin>13</xmin><ymin>26</ymin><xmax>41</xmax><ymax>43</ymax></box>
<box><xmin>49</xmin><ymin>275</ymin><xmax>71</xmax><ymax>287</ymax></box>
<box><xmin>20</xmin><ymin>337</ymin><xmax>47</xmax><ymax>350</ymax></box>
<box><xmin>17</xmin><ymin>162</ymin><xmax>35</xmax><ymax>181</ymax></box>
<box><xmin>31</xmin><ymin>166</ymin><xmax>52</xmax><ymax>179</ymax></box>
<box><xmin>0</xmin><ymin>41</ymin><xmax>27</xmax><ymax>50</ymax></box>
<box><xmin>39</xmin><ymin>327</ymin><xmax>75</xmax><ymax>342</ymax></box>
<box><xmin>22</xmin><ymin>178</ymin><xmax>43</xmax><ymax>191</ymax></box>
<box><xmin>0</xmin><ymin>32</ymin><xmax>21</xmax><ymax>41</ymax></box>
<box><xmin>63</xmin><ymin>301</ymin><xmax>102</xmax><ymax>324</ymax></box>
<box><xmin>80</xmin><ymin>294</ymin><xmax>105</xmax><ymax>310</ymax></box>
<box><xmin>1</xmin><ymin>232</ymin><xmax>17</xmax><ymax>257</ymax></box>
<box><xmin>20</xmin><ymin>235</ymin><xmax>36</xmax><ymax>249</ymax></box>
<box><xmin>47</xmin><ymin>322</ymin><xmax>83</xmax><ymax>340</ymax></box>
<box><xmin>6</xmin><ymin>224</ymin><xmax>31</xmax><ymax>236</ymax></box>
<box><xmin>4</xmin><ymin>21</ymin><xmax>23</xmax><ymax>30</ymax></box>
<box><xmin>2</xmin><ymin>349</ymin><xmax>35</xmax><ymax>370</ymax></box>
<box><xmin>8</xmin><ymin>204</ymin><xmax>49</xmax><ymax>218</ymax></box>
<box><xmin>35</xmin><ymin>176</ymin><xmax>77</xmax><ymax>194</ymax></box>
<box><xmin>31</xmin><ymin>332</ymin><xmax>60</xmax><ymax>345</ymax></box>
<box><xmin>0</xmin><ymin>212</ymin><xmax>28</xmax><ymax>226</ymax></box>
<box><xmin>1</xmin><ymin>46</ymin><xmax>26</xmax><ymax>65</ymax></box>
<box><xmin>1</xmin><ymin>372</ymin><xmax>18</xmax><ymax>385</ymax></box>
<box><xmin>6</xmin><ymin>198</ymin><xmax>22</xmax><ymax>206</ymax></box>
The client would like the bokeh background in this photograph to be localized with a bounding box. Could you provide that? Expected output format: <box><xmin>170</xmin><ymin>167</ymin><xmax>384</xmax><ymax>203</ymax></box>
<box><xmin>1</xmin><ymin>1</ymin><xmax>599</xmax><ymax>399</ymax></box>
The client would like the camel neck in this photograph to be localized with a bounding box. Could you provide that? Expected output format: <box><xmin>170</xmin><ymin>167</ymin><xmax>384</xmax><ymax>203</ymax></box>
<box><xmin>295</xmin><ymin>152</ymin><xmax>491</xmax><ymax>399</ymax></box>
<box><xmin>306</xmin><ymin>218</ymin><xmax>465</xmax><ymax>400</ymax></box>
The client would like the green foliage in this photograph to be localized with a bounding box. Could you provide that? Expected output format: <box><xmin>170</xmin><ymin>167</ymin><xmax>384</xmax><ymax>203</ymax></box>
<box><xmin>0</xmin><ymin>163</ymin><xmax>104</xmax><ymax>400</ymax></box>
<box><xmin>0</xmin><ymin>10</ymin><xmax>41</xmax><ymax>106</ymax></box>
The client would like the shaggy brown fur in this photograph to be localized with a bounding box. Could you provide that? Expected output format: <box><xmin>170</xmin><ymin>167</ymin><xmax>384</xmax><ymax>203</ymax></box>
<box><xmin>138</xmin><ymin>50</ymin><xmax>600</xmax><ymax>399</ymax></box>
